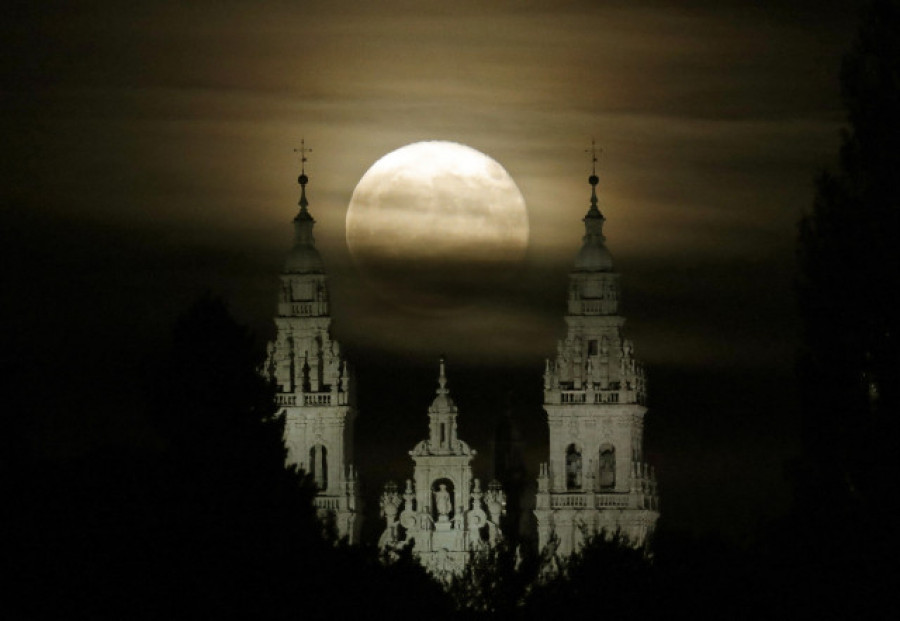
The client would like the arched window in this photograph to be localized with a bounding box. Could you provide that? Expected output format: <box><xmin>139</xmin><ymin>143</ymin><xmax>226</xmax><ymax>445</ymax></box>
<box><xmin>309</xmin><ymin>444</ymin><xmax>328</xmax><ymax>491</ymax></box>
<box><xmin>566</xmin><ymin>444</ymin><xmax>582</xmax><ymax>490</ymax></box>
<box><xmin>598</xmin><ymin>443</ymin><xmax>615</xmax><ymax>490</ymax></box>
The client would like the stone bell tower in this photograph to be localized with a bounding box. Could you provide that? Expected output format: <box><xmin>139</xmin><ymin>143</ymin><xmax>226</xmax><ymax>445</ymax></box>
<box><xmin>378</xmin><ymin>359</ymin><xmax>506</xmax><ymax>577</ymax></box>
<box><xmin>266</xmin><ymin>144</ymin><xmax>361</xmax><ymax>542</ymax></box>
<box><xmin>534</xmin><ymin>155</ymin><xmax>658</xmax><ymax>557</ymax></box>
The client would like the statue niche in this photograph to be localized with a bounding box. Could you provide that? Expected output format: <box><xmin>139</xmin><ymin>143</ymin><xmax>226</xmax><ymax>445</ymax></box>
<box><xmin>566</xmin><ymin>444</ymin><xmax>583</xmax><ymax>490</ymax></box>
<box><xmin>432</xmin><ymin>478</ymin><xmax>455</xmax><ymax>523</ymax></box>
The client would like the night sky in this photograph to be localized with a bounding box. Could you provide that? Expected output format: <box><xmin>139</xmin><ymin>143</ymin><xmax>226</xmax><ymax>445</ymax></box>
<box><xmin>2</xmin><ymin>0</ymin><xmax>868</xmax><ymax>541</ymax></box>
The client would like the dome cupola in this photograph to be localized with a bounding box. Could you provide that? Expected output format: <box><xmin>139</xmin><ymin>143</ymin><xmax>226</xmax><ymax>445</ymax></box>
<box><xmin>574</xmin><ymin>162</ymin><xmax>614</xmax><ymax>272</ymax></box>
<box><xmin>284</xmin><ymin>146</ymin><xmax>324</xmax><ymax>274</ymax></box>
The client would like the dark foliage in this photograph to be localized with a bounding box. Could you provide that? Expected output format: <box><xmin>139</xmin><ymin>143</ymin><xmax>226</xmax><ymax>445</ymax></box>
<box><xmin>446</xmin><ymin>540</ymin><xmax>535</xmax><ymax>616</ymax></box>
<box><xmin>5</xmin><ymin>295</ymin><xmax>453</xmax><ymax>620</ymax></box>
<box><xmin>797</xmin><ymin>0</ymin><xmax>900</xmax><ymax>508</ymax></box>
<box><xmin>522</xmin><ymin>532</ymin><xmax>655</xmax><ymax>619</ymax></box>
<box><xmin>146</xmin><ymin>292</ymin><xmax>288</xmax><ymax>470</ymax></box>
<box><xmin>793</xmin><ymin>0</ymin><xmax>900</xmax><ymax>617</ymax></box>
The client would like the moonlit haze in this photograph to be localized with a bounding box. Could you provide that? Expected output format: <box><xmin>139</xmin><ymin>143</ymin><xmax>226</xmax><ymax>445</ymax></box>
<box><xmin>347</xmin><ymin>142</ymin><xmax>528</xmax><ymax>262</ymax></box>
<box><xmin>346</xmin><ymin>141</ymin><xmax>528</xmax><ymax>311</ymax></box>
<box><xmin>1</xmin><ymin>0</ymin><xmax>872</xmax><ymax>541</ymax></box>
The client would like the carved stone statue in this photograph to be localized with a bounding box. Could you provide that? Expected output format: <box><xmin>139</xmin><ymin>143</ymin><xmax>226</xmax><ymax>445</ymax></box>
<box><xmin>434</xmin><ymin>484</ymin><xmax>452</xmax><ymax>520</ymax></box>
<box><xmin>378</xmin><ymin>482</ymin><xmax>402</xmax><ymax>547</ymax></box>
<box><xmin>381</xmin><ymin>490</ymin><xmax>400</xmax><ymax>522</ymax></box>
<box><xmin>399</xmin><ymin>479</ymin><xmax>418</xmax><ymax>530</ymax></box>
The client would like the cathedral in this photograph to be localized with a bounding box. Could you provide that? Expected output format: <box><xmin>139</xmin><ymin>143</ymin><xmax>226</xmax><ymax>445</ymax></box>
<box><xmin>265</xmin><ymin>146</ymin><xmax>658</xmax><ymax>569</ymax></box>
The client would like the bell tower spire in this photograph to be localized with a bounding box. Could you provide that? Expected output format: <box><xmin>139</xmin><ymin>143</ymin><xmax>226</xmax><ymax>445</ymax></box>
<box><xmin>584</xmin><ymin>139</ymin><xmax>606</xmax><ymax>234</ymax></box>
<box><xmin>292</xmin><ymin>139</ymin><xmax>316</xmax><ymax>248</ymax></box>
<box><xmin>266</xmin><ymin>141</ymin><xmax>361</xmax><ymax>543</ymax></box>
<box><xmin>585</xmin><ymin>138</ymin><xmax>603</xmax><ymax>218</ymax></box>
<box><xmin>576</xmin><ymin>140</ymin><xmax>612</xmax><ymax>272</ymax></box>
<box><xmin>534</xmin><ymin>144</ymin><xmax>658</xmax><ymax>556</ymax></box>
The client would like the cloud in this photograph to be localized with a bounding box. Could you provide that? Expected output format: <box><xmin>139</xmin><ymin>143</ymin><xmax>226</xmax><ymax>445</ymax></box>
<box><xmin>2</xmin><ymin>0</ymin><xmax>858</xmax><ymax>379</ymax></box>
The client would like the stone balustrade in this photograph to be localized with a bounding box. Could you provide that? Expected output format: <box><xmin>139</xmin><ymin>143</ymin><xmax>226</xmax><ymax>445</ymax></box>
<box><xmin>276</xmin><ymin>394</ymin><xmax>298</xmax><ymax>406</ymax></box>
<box><xmin>550</xmin><ymin>493</ymin><xmax>589</xmax><ymax>508</ymax></box>
<box><xmin>554</xmin><ymin>389</ymin><xmax>644</xmax><ymax>405</ymax></box>
<box><xmin>277</xmin><ymin>301</ymin><xmax>329</xmax><ymax>317</ymax></box>
<box><xmin>275</xmin><ymin>391</ymin><xmax>350</xmax><ymax>407</ymax></box>
<box><xmin>549</xmin><ymin>493</ymin><xmax>634</xmax><ymax>510</ymax></box>
<box><xmin>304</xmin><ymin>393</ymin><xmax>332</xmax><ymax>406</ymax></box>
<box><xmin>560</xmin><ymin>390</ymin><xmax>587</xmax><ymax>404</ymax></box>
<box><xmin>594</xmin><ymin>494</ymin><xmax>631</xmax><ymax>508</ymax></box>
<box><xmin>568</xmin><ymin>299</ymin><xmax>617</xmax><ymax>315</ymax></box>
<box><xmin>314</xmin><ymin>496</ymin><xmax>342</xmax><ymax>511</ymax></box>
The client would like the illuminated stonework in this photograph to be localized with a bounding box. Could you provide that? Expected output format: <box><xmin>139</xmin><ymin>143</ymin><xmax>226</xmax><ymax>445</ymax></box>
<box><xmin>265</xmin><ymin>169</ymin><xmax>361</xmax><ymax>543</ymax></box>
<box><xmin>534</xmin><ymin>171</ymin><xmax>659</xmax><ymax>556</ymax></box>
<box><xmin>378</xmin><ymin>360</ymin><xmax>506</xmax><ymax>577</ymax></box>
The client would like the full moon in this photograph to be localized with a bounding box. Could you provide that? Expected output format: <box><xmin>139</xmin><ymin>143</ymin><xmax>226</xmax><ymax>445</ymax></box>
<box><xmin>346</xmin><ymin>141</ymin><xmax>529</xmax><ymax>310</ymax></box>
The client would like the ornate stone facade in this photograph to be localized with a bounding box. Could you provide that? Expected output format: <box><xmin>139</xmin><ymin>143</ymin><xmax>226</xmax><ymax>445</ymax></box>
<box><xmin>379</xmin><ymin>360</ymin><xmax>505</xmax><ymax>577</ymax></box>
<box><xmin>534</xmin><ymin>170</ymin><xmax>659</xmax><ymax>557</ymax></box>
<box><xmin>266</xmin><ymin>165</ymin><xmax>361</xmax><ymax>542</ymax></box>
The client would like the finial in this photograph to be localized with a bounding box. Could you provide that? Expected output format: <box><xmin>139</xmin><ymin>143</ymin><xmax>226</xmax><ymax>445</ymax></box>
<box><xmin>294</xmin><ymin>138</ymin><xmax>312</xmax><ymax>181</ymax></box>
<box><xmin>585</xmin><ymin>139</ymin><xmax>603</xmax><ymax>216</ymax></box>
<box><xmin>437</xmin><ymin>356</ymin><xmax>448</xmax><ymax>395</ymax></box>
<box><xmin>293</xmin><ymin>139</ymin><xmax>312</xmax><ymax>214</ymax></box>
<box><xmin>585</xmin><ymin>138</ymin><xmax>601</xmax><ymax>185</ymax></box>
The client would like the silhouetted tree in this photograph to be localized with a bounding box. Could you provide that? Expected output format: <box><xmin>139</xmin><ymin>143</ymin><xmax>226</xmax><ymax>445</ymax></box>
<box><xmin>138</xmin><ymin>294</ymin><xmax>327</xmax><ymax>618</ymax></box>
<box><xmin>797</xmin><ymin>0</ymin><xmax>900</xmax><ymax>512</ymax></box>
<box><xmin>7</xmin><ymin>296</ymin><xmax>458</xmax><ymax>620</ymax></box>
<box><xmin>147</xmin><ymin>293</ymin><xmax>287</xmax><ymax>473</ymax></box>
<box><xmin>446</xmin><ymin>540</ymin><xmax>536</xmax><ymax>616</ymax></box>
<box><xmin>521</xmin><ymin>532</ymin><xmax>655</xmax><ymax>619</ymax></box>
<box><xmin>793</xmin><ymin>1</ymin><xmax>900</xmax><ymax>616</ymax></box>
<box><xmin>139</xmin><ymin>294</ymin><xmax>455</xmax><ymax>620</ymax></box>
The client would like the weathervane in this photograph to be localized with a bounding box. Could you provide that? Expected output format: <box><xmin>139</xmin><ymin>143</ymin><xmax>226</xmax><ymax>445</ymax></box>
<box><xmin>293</xmin><ymin>138</ymin><xmax>312</xmax><ymax>211</ymax></box>
<box><xmin>585</xmin><ymin>138</ymin><xmax>602</xmax><ymax>178</ymax></box>
<box><xmin>294</xmin><ymin>138</ymin><xmax>312</xmax><ymax>175</ymax></box>
<box><xmin>585</xmin><ymin>138</ymin><xmax>602</xmax><ymax>213</ymax></box>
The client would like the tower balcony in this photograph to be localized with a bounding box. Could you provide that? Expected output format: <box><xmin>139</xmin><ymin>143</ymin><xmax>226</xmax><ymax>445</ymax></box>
<box><xmin>535</xmin><ymin>460</ymin><xmax>658</xmax><ymax>512</ymax></box>
<box><xmin>313</xmin><ymin>493</ymin><xmax>359</xmax><ymax>515</ymax></box>
<box><xmin>547</xmin><ymin>387</ymin><xmax>645</xmax><ymax>406</ymax></box>
<box><xmin>276</xmin><ymin>391</ymin><xmax>349</xmax><ymax>407</ymax></box>
<box><xmin>314</xmin><ymin>496</ymin><xmax>344</xmax><ymax>511</ymax></box>
<box><xmin>539</xmin><ymin>491</ymin><xmax>657</xmax><ymax>511</ymax></box>
<box><xmin>278</xmin><ymin>301</ymin><xmax>329</xmax><ymax>317</ymax></box>
<box><xmin>567</xmin><ymin>298</ymin><xmax>617</xmax><ymax>316</ymax></box>
<box><xmin>550</xmin><ymin>493</ymin><xmax>627</xmax><ymax>509</ymax></box>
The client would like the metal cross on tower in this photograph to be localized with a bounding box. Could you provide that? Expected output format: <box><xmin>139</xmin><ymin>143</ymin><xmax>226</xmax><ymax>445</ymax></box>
<box><xmin>585</xmin><ymin>138</ymin><xmax>602</xmax><ymax>177</ymax></box>
<box><xmin>294</xmin><ymin>139</ymin><xmax>312</xmax><ymax>174</ymax></box>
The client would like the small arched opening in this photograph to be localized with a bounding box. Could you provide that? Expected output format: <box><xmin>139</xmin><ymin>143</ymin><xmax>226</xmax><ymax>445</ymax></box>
<box><xmin>309</xmin><ymin>444</ymin><xmax>328</xmax><ymax>491</ymax></box>
<box><xmin>598</xmin><ymin>443</ymin><xmax>615</xmax><ymax>490</ymax></box>
<box><xmin>566</xmin><ymin>444</ymin><xmax>583</xmax><ymax>490</ymax></box>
